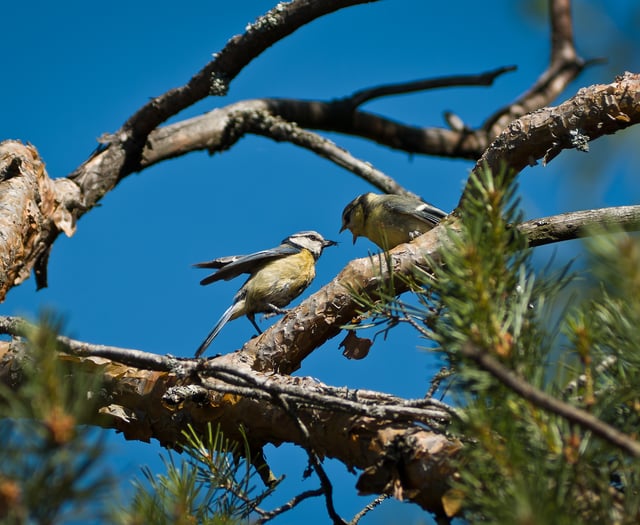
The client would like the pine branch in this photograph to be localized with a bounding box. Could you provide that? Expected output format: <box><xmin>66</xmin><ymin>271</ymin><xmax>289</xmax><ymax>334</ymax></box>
<box><xmin>460</xmin><ymin>342</ymin><xmax>640</xmax><ymax>457</ymax></box>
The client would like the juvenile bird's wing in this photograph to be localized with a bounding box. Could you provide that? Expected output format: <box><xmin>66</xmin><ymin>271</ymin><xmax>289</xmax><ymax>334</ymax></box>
<box><xmin>383</xmin><ymin>197</ymin><xmax>448</xmax><ymax>225</ymax></box>
<box><xmin>197</xmin><ymin>243</ymin><xmax>299</xmax><ymax>285</ymax></box>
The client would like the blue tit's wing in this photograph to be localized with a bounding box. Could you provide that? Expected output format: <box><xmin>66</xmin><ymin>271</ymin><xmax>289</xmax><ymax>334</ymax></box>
<box><xmin>193</xmin><ymin>255</ymin><xmax>244</xmax><ymax>270</ymax></box>
<box><xmin>198</xmin><ymin>243</ymin><xmax>299</xmax><ymax>285</ymax></box>
<box><xmin>383</xmin><ymin>196</ymin><xmax>448</xmax><ymax>225</ymax></box>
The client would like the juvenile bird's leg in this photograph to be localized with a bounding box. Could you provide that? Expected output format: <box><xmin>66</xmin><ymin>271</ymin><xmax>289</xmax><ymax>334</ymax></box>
<box><xmin>247</xmin><ymin>313</ymin><xmax>263</xmax><ymax>335</ymax></box>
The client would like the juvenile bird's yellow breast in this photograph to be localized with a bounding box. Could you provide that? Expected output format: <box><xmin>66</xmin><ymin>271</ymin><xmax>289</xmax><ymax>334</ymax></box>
<box><xmin>244</xmin><ymin>249</ymin><xmax>316</xmax><ymax>310</ymax></box>
<box><xmin>365</xmin><ymin>215</ymin><xmax>432</xmax><ymax>248</ymax></box>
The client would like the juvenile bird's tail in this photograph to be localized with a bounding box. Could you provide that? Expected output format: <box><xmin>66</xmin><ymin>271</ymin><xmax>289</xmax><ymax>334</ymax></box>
<box><xmin>194</xmin><ymin>302</ymin><xmax>239</xmax><ymax>358</ymax></box>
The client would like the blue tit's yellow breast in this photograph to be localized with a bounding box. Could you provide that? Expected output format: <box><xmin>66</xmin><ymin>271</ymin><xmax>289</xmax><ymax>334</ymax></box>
<box><xmin>244</xmin><ymin>249</ymin><xmax>317</xmax><ymax>310</ymax></box>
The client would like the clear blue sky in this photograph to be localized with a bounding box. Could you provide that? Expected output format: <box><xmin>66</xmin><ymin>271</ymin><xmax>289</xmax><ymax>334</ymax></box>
<box><xmin>2</xmin><ymin>1</ymin><xmax>639</xmax><ymax>523</ymax></box>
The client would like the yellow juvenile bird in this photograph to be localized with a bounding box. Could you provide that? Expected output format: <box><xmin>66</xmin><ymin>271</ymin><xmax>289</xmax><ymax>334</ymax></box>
<box><xmin>193</xmin><ymin>230</ymin><xmax>336</xmax><ymax>357</ymax></box>
<box><xmin>340</xmin><ymin>192</ymin><xmax>448</xmax><ymax>249</ymax></box>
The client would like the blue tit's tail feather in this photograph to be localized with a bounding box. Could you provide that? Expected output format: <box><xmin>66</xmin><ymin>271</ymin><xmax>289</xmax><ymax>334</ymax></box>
<box><xmin>194</xmin><ymin>302</ymin><xmax>237</xmax><ymax>358</ymax></box>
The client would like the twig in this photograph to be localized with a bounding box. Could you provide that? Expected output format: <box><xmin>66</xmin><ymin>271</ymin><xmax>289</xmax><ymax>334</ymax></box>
<box><xmin>344</xmin><ymin>66</ymin><xmax>516</xmax><ymax>108</ymax></box>
<box><xmin>200</xmin><ymin>361</ymin><xmax>453</xmax><ymax>424</ymax></box>
<box><xmin>254</xmin><ymin>488</ymin><xmax>324</xmax><ymax>524</ymax></box>
<box><xmin>0</xmin><ymin>315</ymin><xmax>182</xmax><ymax>372</ymax></box>
<box><xmin>426</xmin><ymin>367</ymin><xmax>455</xmax><ymax>399</ymax></box>
<box><xmin>460</xmin><ymin>342</ymin><xmax>640</xmax><ymax>457</ymax></box>
<box><xmin>274</xmin><ymin>393</ymin><xmax>347</xmax><ymax>525</ymax></box>
<box><xmin>242</xmin><ymin>110</ymin><xmax>419</xmax><ymax>198</ymax></box>
<box><xmin>349</xmin><ymin>494</ymin><xmax>389</xmax><ymax>525</ymax></box>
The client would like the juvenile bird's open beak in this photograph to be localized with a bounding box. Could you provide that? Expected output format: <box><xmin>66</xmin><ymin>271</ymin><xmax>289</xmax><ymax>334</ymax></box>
<box><xmin>338</xmin><ymin>223</ymin><xmax>356</xmax><ymax>244</ymax></box>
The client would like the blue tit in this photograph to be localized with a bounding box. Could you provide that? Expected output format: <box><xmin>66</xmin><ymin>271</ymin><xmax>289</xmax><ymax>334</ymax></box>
<box><xmin>194</xmin><ymin>230</ymin><xmax>336</xmax><ymax>357</ymax></box>
<box><xmin>340</xmin><ymin>192</ymin><xmax>447</xmax><ymax>249</ymax></box>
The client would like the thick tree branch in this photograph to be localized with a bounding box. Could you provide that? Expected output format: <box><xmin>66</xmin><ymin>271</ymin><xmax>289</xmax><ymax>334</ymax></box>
<box><xmin>0</xmin><ymin>143</ymin><xmax>82</xmax><ymax>294</ymax></box>
<box><xmin>140</xmin><ymin>97</ymin><xmax>485</xmax><ymax>166</ymax></box>
<box><xmin>462</xmin><ymin>71</ymin><xmax>640</xmax><ymax>206</ymax></box>
<box><xmin>0</xmin><ymin>337</ymin><xmax>460</xmax><ymax>515</ymax></box>
<box><xmin>0</xmin><ymin>316</ymin><xmax>452</xmax><ymax>424</ymax></box>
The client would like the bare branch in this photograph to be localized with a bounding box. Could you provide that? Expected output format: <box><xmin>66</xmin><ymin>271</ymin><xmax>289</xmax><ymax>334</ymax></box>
<box><xmin>0</xmin><ymin>314</ymin><xmax>452</xmax><ymax>425</ymax></box>
<box><xmin>460</xmin><ymin>342</ymin><xmax>640</xmax><ymax>457</ymax></box>
<box><xmin>344</xmin><ymin>66</ymin><xmax>517</xmax><ymax>108</ymax></box>
<box><xmin>122</xmin><ymin>0</ymin><xmax>381</xmax><ymax>139</ymax></box>
<box><xmin>141</xmin><ymin>97</ymin><xmax>486</xmax><ymax>171</ymax></box>
<box><xmin>519</xmin><ymin>205</ymin><xmax>640</xmax><ymax>247</ymax></box>
<box><xmin>0</xmin><ymin>315</ymin><xmax>185</xmax><ymax>372</ymax></box>
<box><xmin>198</xmin><ymin>361</ymin><xmax>452</xmax><ymax>424</ymax></box>
<box><xmin>349</xmin><ymin>494</ymin><xmax>389</xmax><ymax>525</ymax></box>
<box><xmin>275</xmin><ymin>393</ymin><xmax>347</xmax><ymax>525</ymax></box>
<box><xmin>229</xmin><ymin>110</ymin><xmax>419</xmax><ymax>197</ymax></box>
<box><xmin>255</xmin><ymin>488</ymin><xmax>324</xmax><ymax>524</ymax></box>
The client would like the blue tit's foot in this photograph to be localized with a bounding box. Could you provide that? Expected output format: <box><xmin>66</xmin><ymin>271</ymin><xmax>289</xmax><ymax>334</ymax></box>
<box><xmin>263</xmin><ymin>304</ymin><xmax>290</xmax><ymax>320</ymax></box>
